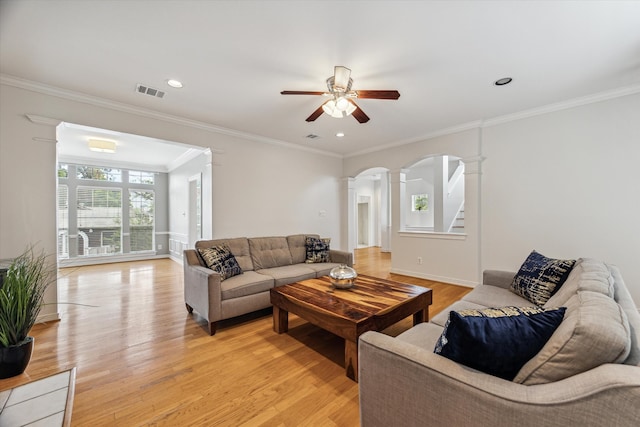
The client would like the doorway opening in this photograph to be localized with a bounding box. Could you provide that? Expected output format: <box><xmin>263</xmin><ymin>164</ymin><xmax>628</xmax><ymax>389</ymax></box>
<box><xmin>56</xmin><ymin>122</ymin><xmax>211</xmax><ymax>266</ymax></box>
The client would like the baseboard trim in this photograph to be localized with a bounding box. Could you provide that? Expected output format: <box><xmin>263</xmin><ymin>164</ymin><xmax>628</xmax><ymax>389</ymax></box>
<box><xmin>390</xmin><ymin>268</ymin><xmax>477</xmax><ymax>288</ymax></box>
<box><xmin>36</xmin><ymin>312</ymin><xmax>61</xmax><ymax>323</ymax></box>
<box><xmin>58</xmin><ymin>253</ymin><xmax>170</xmax><ymax>268</ymax></box>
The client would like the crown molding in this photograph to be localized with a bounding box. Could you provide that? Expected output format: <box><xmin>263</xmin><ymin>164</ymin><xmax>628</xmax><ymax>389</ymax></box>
<box><xmin>1</xmin><ymin>74</ymin><xmax>342</xmax><ymax>159</ymax></box>
<box><xmin>26</xmin><ymin>114</ymin><xmax>62</xmax><ymax>126</ymax></box>
<box><xmin>344</xmin><ymin>121</ymin><xmax>482</xmax><ymax>158</ymax></box>
<box><xmin>344</xmin><ymin>84</ymin><xmax>640</xmax><ymax>158</ymax></box>
<box><xmin>5</xmin><ymin>74</ymin><xmax>638</xmax><ymax>161</ymax></box>
<box><xmin>482</xmin><ymin>84</ymin><xmax>640</xmax><ymax>128</ymax></box>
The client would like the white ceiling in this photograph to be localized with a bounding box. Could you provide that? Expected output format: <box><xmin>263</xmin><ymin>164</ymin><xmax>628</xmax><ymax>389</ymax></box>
<box><xmin>56</xmin><ymin>122</ymin><xmax>206</xmax><ymax>173</ymax></box>
<box><xmin>1</xmin><ymin>0</ymin><xmax>639</xmax><ymax>161</ymax></box>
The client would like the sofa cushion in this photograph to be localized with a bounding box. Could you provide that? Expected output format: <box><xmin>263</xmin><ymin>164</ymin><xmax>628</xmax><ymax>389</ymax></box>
<box><xmin>463</xmin><ymin>283</ymin><xmax>532</xmax><ymax>308</ymax></box>
<box><xmin>434</xmin><ymin>306</ymin><xmax>566</xmax><ymax>381</ymax></box>
<box><xmin>197</xmin><ymin>244</ymin><xmax>243</xmax><ymax>281</ymax></box>
<box><xmin>305</xmin><ymin>236</ymin><xmax>331</xmax><ymax>263</ymax></box>
<box><xmin>256</xmin><ymin>265</ymin><xmax>316</xmax><ymax>286</ymax></box>
<box><xmin>544</xmin><ymin>258</ymin><xmax>613</xmax><ymax>308</ymax></box>
<box><xmin>196</xmin><ymin>238</ymin><xmax>254</xmax><ymax>271</ymax></box>
<box><xmin>510</xmin><ymin>250</ymin><xmax>576</xmax><ymax>306</ymax></box>
<box><xmin>514</xmin><ymin>291</ymin><xmax>631</xmax><ymax>385</ymax></box>
<box><xmin>249</xmin><ymin>237</ymin><xmax>293</xmax><ymax>270</ymax></box>
<box><xmin>303</xmin><ymin>262</ymin><xmax>343</xmax><ymax>277</ymax></box>
<box><xmin>397</xmin><ymin>322</ymin><xmax>445</xmax><ymax>350</ymax></box>
<box><xmin>287</xmin><ymin>234</ymin><xmax>319</xmax><ymax>264</ymax></box>
<box><xmin>220</xmin><ymin>271</ymin><xmax>274</xmax><ymax>300</ymax></box>
<box><xmin>430</xmin><ymin>300</ymin><xmax>487</xmax><ymax>328</ymax></box>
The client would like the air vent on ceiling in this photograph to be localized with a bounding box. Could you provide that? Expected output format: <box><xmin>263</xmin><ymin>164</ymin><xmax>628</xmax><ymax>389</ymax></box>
<box><xmin>306</xmin><ymin>134</ymin><xmax>320</xmax><ymax>139</ymax></box>
<box><xmin>136</xmin><ymin>84</ymin><xmax>165</xmax><ymax>98</ymax></box>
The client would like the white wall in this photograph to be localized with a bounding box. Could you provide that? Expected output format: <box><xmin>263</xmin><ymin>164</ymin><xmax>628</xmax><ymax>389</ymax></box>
<box><xmin>0</xmin><ymin>87</ymin><xmax>59</xmax><ymax>321</ymax></box>
<box><xmin>344</xmin><ymin>128</ymin><xmax>481</xmax><ymax>286</ymax></box>
<box><xmin>481</xmin><ymin>93</ymin><xmax>640</xmax><ymax>304</ymax></box>
<box><xmin>0</xmin><ymin>83</ymin><xmax>344</xmax><ymax>319</ymax></box>
<box><xmin>168</xmin><ymin>152</ymin><xmax>212</xmax><ymax>259</ymax></box>
<box><xmin>345</xmin><ymin>92</ymin><xmax>640</xmax><ymax>304</ymax></box>
<box><xmin>210</xmin><ymin>136</ymin><xmax>342</xmax><ymax>241</ymax></box>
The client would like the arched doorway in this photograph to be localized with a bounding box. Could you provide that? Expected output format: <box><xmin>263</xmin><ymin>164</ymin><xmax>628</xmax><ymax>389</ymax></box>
<box><xmin>351</xmin><ymin>167</ymin><xmax>391</xmax><ymax>253</ymax></box>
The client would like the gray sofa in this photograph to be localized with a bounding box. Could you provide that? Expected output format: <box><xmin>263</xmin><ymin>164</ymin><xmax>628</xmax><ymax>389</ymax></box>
<box><xmin>183</xmin><ymin>234</ymin><xmax>352</xmax><ymax>335</ymax></box>
<box><xmin>359</xmin><ymin>258</ymin><xmax>640</xmax><ymax>426</ymax></box>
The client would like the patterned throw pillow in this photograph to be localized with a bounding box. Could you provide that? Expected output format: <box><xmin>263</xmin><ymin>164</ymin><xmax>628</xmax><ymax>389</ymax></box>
<box><xmin>198</xmin><ymin>244</ymin><xmax>243</xmax><ymax>281</ymax></box>
<box><xmin>434</xmin><ymin>306</ymin><xmax>566</xmax><ymax>381</ymax></box>
<box><xmin>510</xmin><ymin>250</ymin><xmax>576</xmax><ymax>306</ymax></box>
<box><xmin>305</xmin><ymin>236</ymin><xmax>330</xmax><ymax>263</ymax></box>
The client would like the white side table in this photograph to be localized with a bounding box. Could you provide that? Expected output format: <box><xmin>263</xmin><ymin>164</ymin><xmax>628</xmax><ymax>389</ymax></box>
<box><xmin>0</xmin><ymin>368</ymin><xmax>76</xmax><ymax>426</ymax></box>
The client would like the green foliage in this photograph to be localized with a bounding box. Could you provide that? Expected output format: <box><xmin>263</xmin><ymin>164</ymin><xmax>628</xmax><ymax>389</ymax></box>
<box><xmin>0</xmin><ymin>247</ymin><xmax>55</xmax><ymax>347</ymax></box>
<box><xmin>413</xmin><ymin>194</ymin><xmax>428</xmax><ymax>211</ymax></box>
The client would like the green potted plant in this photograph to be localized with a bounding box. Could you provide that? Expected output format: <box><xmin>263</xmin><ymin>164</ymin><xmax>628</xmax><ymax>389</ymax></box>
<box><xmin>0</xmin><ymin>246</ymin><xmax>55</xmax><ymax>378</ymax></box>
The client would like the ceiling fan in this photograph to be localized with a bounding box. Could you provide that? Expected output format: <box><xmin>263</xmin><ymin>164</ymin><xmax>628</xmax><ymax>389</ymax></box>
<box><xmin>281</xmin><ymin>66</ymin><xmax>400</xmax><ymax>123</ymax></box>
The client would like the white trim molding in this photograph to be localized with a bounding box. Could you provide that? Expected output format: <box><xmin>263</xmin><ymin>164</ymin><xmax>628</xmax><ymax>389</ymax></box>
<box><xmin>3</xmin><ymin>74</ymin><xmax>341</xmax><ymax>159</ymax></box>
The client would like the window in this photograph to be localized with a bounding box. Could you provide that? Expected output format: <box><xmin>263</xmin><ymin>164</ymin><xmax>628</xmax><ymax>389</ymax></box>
<box><xmin>57</xmin><ymin>185</ymin><xmax>69</xmax><ymax>258</ymax></box>
<box><xmin>58</xmin><ymin>164</ymin><xmax>68</xmax><ymax>178</ymax></box>
<box><xmin>129</xmin><ymin>171</ymin><xmax>155</xmax><ymax>185</ymax></box>
<box><xmin>77</xmin><ymin>166</ymin><xmax>121</xmax><ymax>182</ymax></box>
<box><xmin>57</xmin><ymin>162</ymin><xmax>161</xmax><ymax>263</ymax></box>
<box><xmin>77</xmin><ymin>187</ymin><xmax>122</xmax><ymax>256</ymax></box>
<box><xmin>411</xmin><ymin>194</ymin><xmax>429</xmax><ymax>212</ymax></box>
<box><xmin>129</xmin><ymin>190</ymin><xmax>155</xmax><ymax>252</ymax></box>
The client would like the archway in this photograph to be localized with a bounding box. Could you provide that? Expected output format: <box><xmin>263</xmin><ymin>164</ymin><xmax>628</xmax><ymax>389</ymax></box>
<box><xmin>350</xmin><ymin>167</ymin><xmax>391</xmax><ymax>253</ymax></box>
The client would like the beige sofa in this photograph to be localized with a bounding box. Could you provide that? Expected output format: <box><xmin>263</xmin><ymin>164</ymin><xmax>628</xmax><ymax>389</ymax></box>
<box><xmin>183</xmin><ymin>234</ymin><xmax>352</xmax><ymax>335</ymax></box>
<box><xmin>359</xmin><ymin>258</ymin><xmax>640</xmax><ymax>426</ymax></box>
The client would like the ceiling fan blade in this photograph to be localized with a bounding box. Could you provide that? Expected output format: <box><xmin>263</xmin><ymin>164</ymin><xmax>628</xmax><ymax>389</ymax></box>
<box><xmin>281</xmin><ymin>90</ymin><xmax>326</xmax><ymax>96</ymax></box>
<box><xmin>355</xmin><ymin>90</ymin><xmax>401</xmax><ymax>100</ymax></box>
<box><xmin>334</xmin><ymin>66</ymin><xmax>352</xmax><ymax>90</ymax></box>
<box><xmin>305</xmin><ymin>104</ymin><xmax>325</xmax><ymax>122</ymax></box>
<box><xmin>349</xmin><ymin>100</ymin><xmax>370</xmax><ymax>123</ymax></box>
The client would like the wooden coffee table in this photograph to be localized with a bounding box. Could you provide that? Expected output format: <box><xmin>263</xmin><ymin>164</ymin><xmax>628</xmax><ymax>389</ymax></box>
<box><xmin>270</xmin><ymin>274</ymin><xmax>432</xmax><ymax>381</ymax></box>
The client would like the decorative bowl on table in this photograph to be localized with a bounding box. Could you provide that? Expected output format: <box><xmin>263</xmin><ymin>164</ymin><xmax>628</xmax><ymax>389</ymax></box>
<box><xmin>329</xmin><ymin>264</ymin><xmax>357</xmax><ymax>289</ymax></box>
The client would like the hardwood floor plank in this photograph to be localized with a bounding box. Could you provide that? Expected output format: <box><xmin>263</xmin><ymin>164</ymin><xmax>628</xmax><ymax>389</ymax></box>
<box><xmin>0</xmin><ymin>248</ymin><xmax>471</xmax><ymax>426</ymax></box>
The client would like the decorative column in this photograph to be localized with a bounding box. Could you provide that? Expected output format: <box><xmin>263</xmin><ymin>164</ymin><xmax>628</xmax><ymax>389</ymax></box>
<box><xmin>379</xmin><ymin>171</ymin><xmax>391</xmax><ymax>252</ymax></box>
<box><xmin>389</xmin><ymin>169</ymin><xmax>408</xmax><ymax>252</ymax></box>
<box><xmin>342</xmin><ymin>177</ymin><xmax>357</xmax><ymax>255</ymax></box>
<box><xmin>25</xmin><ymin>114</ymin><xmax>61</xmax><ymax>322</ymax></box>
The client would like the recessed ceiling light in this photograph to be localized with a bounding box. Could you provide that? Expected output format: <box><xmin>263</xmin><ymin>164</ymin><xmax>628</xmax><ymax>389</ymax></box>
<box><xmin>494</xmin><ymin>77</ymin><xmax>513</xmax><ymax>86</ymax></box>
<box><xmin>336</xmin><ymin>132</ymin><xmax>345</xmax><ymax>137</ymax></box>
<box><xmin>167</xmin><ymin>79</ymin><xmax>183</xmax><ymax>88</ymax></box>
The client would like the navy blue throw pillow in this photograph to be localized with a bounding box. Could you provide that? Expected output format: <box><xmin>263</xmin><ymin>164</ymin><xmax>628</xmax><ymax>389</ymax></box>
<box><xmin>305</xmin><ymin>236</ymin><xmax>331</xmax><ymax>263</ymax></box>
<box><xmin>198</xmin><ymin>244</ymin><xmax>243</xmax><ymax>281</ymax></box>
<box><xmin>510</xmin><ymin>250</ymin><xmax>576</xmax><ymax>306</ymax></box>
<box><xmin>434</xmin><ymin>306</ymin><xmax>566</xmax><ymax>381</ymax></box>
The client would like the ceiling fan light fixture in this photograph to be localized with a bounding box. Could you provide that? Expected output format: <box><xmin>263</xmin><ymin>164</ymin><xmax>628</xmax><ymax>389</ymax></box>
<box><xmin>333</xmin><ymin>66</ymin><xmax>352</xmax><ymax>90</ymax></box>
<box><xmin>322</xmin><ymin>99</ymin><xmax>356</xmax><ymax>118</ymax></box>
<box><xmin>335</xmin><ymin>96</ymin><xmax>350</xmax><ymax>111</ymax></box>
<box><xmin>88</xmin><ymin>138</ymin><xmax>116</xmax><ymax>153</ymax></box>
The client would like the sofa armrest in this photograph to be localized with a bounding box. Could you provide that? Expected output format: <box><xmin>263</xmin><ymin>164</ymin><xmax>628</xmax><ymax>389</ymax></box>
<box><xmin>183</xmin><ymin>250</ymin><xmax>223</xmax><ymax>326</ymax></box>
<box><xmin>359</xmin><ymin>331</ymin><xmax>640</xmax><ymax>427</ymax></box>
<box><xmin>329</xmin><ymin>249</ymin><xmax>353</xmax><ymax>267</ymax></box>
<box><xmin>482</xmin><ymin>269</ymin><xmax>516</xmax><ymax>289</ymax></box>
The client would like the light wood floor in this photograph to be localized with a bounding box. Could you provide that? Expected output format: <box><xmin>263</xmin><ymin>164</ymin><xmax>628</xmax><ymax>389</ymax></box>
<box><xmin>0</xmin><ymin>247</ymin><xmax>471</xmax><ymax>426</ymax></box>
